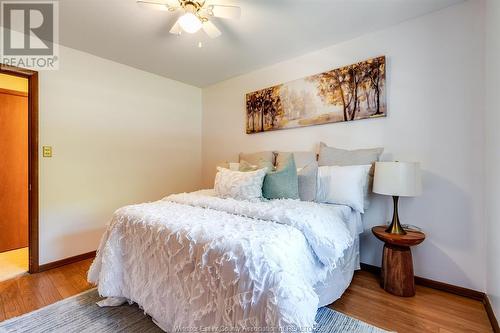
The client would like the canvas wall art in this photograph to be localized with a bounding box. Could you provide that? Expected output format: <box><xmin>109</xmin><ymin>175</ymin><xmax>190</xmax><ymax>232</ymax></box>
<box><xmin>245</xmin><ymin>56</ymin><xmax>386</xmax><ymax>134</ymax></box>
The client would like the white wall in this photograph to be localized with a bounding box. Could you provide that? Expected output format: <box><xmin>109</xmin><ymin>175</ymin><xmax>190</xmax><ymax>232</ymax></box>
<box><xmin>202</xmin><ymin>1</ymin><xmax>486</xmax><ymax>290</ymax></box>
<box><xmin>485</xmin><ymin>0</ymin><xmax>500</xmax><ymax>318</ymax></box>
<box><xmin>38</xmin><ymin>46</ymin><xmax>202</xmax><ymax>264</ymax></box>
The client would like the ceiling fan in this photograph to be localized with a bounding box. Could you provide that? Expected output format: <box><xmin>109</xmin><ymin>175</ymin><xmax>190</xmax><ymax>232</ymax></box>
<box><xmin>137</xmin><ymin>0</ymin><xmax>241</xmax><ymax>38</ymax></box>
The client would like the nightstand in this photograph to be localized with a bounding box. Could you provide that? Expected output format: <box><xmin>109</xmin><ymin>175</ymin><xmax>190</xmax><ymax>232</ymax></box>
<box><xmin>372</xmin><ymin>226</ymin><xmax>425</xmax><ymax>297</ymax></box>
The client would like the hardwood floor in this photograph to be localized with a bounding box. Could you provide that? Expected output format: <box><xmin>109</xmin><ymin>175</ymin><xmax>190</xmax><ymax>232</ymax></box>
<box><xmin>0</xmin><ymin>258</ymin><xmax>93</xmax><ymax>322</ymax></box>
<box><xmin>331</xmin><ymin>271</ymin><xmax>493</xmax><ymax>333</ymax></box>
<box><xmin>0</xmin><ymin>259</ymin><xmax>493</xmax><ymax>332</ymax></box>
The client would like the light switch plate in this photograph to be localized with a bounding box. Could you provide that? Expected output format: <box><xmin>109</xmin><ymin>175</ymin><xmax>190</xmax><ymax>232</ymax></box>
<box><xmin>42</xmin><ymin>146</ymin><xmax>52</xmax><ymax>157</ymax></box>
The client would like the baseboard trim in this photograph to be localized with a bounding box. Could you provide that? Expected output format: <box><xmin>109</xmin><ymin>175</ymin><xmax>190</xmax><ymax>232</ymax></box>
<box><xmin>360</xmin><ymin>263</ymin><xmax>499</xmax><ymax>332</ymax></box>
<box><xmin>413</xmin><ymin>275</ymin><xmax>484</xmax><ymax>301</ymax></box>
<box><xmin>360</xmin><ymin>263</ymin><xmax>484</xmax><ymax>299</ymax></box>
<box><xmin>360</xmin><ymin>262</ymin><xmax>381</xmax><ymax>276</ymax></box>
<box><xmin>38</xmin><ymin>251</ymin><xmax>96</xmax><ymax>272</ymax></box>
<box><xmin>484</xmin><ymin>294</ymin><xmax>500</xmax><ymax>333</ymax></box>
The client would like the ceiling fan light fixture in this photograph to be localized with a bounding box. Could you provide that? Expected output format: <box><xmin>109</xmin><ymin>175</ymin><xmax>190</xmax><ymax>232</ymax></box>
<box><xmin>138</xmin><ymin>0</ymin><xmax>240</xmax><ymax>39</ymax></box>
<box><xmin>178</xmin><ymin>12</ymin><xmax>202</xmax><ymax>33</ymax></box>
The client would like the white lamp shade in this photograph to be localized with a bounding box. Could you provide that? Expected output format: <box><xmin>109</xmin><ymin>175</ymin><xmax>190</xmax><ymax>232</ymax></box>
<box><xmin>373</xmin><ymin>161</ymin><xmax>422</xmax><ymax>197</ymax></box>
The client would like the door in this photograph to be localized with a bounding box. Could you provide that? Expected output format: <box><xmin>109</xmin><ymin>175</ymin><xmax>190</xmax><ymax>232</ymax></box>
<box><xmin>0</xmin><ymin>87</ymin><xmax>28</xmax><ymax>252</ymax></box>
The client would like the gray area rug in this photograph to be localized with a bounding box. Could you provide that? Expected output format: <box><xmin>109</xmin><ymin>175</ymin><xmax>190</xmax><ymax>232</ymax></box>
<box><xmin>0</xmin><ymin>289</ymin><xmax>389</xmax><ymax>333</ymax></box>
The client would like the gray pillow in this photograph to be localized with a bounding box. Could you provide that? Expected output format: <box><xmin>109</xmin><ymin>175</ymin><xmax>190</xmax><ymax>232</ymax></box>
<box><xmin>239</xmin><ymin>151</ymin><xmax>275</xmax><ymax>166</ymax></box>
<box><xmin>262</xmin><ymin>154</ymin><xmax>299</xmax><ymax>200</ymax></box>
<box><xmin>276</xmin><ymin>151</ymin><xmax>316</xmax><ymax>169</ymax></box>
<box><xmin>318</xmin><ymin>142</ymin><xmax>383</xmax><ymax>167</ymax></box>
<box><xmin>298</xmin><ymin>161</ymin><xmax>318</xmax><ymax>201</ymax></box>
<box><xmin>318</xmin><ymin>142</ymin><xmax>383</xmax><ymax>209</ymax></box>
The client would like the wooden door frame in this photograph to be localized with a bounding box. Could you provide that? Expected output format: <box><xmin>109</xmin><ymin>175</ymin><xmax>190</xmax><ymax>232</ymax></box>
<box><xmin>0</xmin><ymin>65</ymin><xmax>39</xmax><ymax>273</ymax></box>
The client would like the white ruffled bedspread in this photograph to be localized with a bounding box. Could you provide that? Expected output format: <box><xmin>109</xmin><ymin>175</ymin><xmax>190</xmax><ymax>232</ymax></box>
<box><xmin>88</xmin><ymin>191</ymin><xmax>354</xmax><ymax>332</ymax></box>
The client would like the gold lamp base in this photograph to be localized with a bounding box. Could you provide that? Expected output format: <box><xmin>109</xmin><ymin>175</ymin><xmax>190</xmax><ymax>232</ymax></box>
<box><xmin>385</xmin><ymin>196</ymin><xmax>407</xmax><ymax>235</ymax></box>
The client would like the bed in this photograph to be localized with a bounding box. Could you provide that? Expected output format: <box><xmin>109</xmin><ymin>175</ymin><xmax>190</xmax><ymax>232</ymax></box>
<box><xmin>88</xmin><ymin>188</ymin><xmax>363</xmax><ymax>332</ymax></box>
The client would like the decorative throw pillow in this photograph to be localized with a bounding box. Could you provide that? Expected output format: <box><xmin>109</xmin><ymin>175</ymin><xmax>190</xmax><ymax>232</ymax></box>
<box><xmin>318</xmin><ymin>142</ymin><xmax>383</xmax><ymax>167</ymax></box>
<box><xmin>239</xmin><ymin>159</ymin><xmax>274</xmax><ymax>172</ymax></box>
<box><xmin>276</xmin><ymin>151</ymin><xmax>316</xmax><ymax>169</ymax></box>
<box><xmin>214</xmin><ymin>167</ymin><xmax>267</xmax><ymax>201</ymax></box>
<box><xmin>318</xmin><ymin>142</ymin><xmax>383</xmax><ymax>209</ymax></box>
<box><xmin>297</xmin><ymin>161</ymin><xmax>318</xmax><ymax>201</ymax></box>
<box><xmin>262</xmin><ymin>154</ymin><xmax>299</xmax><ymax>200</ymax></box>
<box><xmin>216</xmin><ymin>162</ymin><xmax>240</xmax><ymax>171</ymax></box>
<box><xmin>238</xmin><ymin>160</ymin><xmax>257</xmax><ymax>172</ymax></box>
<box><xmin>239</xmin><ymin>151</ymin><xmax>275</xmax><ymax>166</ymax></box>
<box><xmin>316</xmin><ymin>165</ymin><xmax>372</xmax><ymax>213</ymax></box>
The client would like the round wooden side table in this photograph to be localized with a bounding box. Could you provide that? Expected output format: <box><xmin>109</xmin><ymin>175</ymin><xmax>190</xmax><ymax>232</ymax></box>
<box><xmin>372</xmin><ymin>226</ymin><xmax>425</xmax><ymax>297</ymax></box>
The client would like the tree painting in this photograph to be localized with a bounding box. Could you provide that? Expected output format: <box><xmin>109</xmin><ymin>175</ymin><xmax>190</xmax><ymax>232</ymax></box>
<box><xmin>246</xmin><ymin>85</ymin><xmax>284</xmax><ymax>133</ymax></box>
<box><xmin>246</xmin><ymin>56</ymin><xmax>386</xmax><ymax>134</ymax></box>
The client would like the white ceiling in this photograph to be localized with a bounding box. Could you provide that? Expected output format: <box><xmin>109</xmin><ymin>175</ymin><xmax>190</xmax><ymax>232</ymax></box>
<box><xmin>59</xmin><ymin>0</ymin><xmax>464</xmax><ymax>87</ymax></box>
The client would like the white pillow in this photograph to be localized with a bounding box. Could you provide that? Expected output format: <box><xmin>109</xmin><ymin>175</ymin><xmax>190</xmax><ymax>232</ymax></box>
<box><xmin>214</xmin><ymin>167</ymin><xmax>267</xmax><ymax>200</ymax></box>
<box><xmin>316</xmin><ymin>165</ymin><xmax>372</xmax><ymax>213</ymax></box>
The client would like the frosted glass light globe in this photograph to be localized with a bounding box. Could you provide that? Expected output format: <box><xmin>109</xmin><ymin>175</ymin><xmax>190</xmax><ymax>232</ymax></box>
<box><xmin>179</xmin><ymin>12</ymin><xmax>202</xmax><ymax>33</ymax></box>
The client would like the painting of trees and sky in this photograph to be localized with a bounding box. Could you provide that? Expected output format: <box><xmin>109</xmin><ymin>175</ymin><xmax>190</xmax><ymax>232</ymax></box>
<box><xmin>246</xmin><ymin>56</ymin><xmax>386</xmax><ymax>134</ymax></box>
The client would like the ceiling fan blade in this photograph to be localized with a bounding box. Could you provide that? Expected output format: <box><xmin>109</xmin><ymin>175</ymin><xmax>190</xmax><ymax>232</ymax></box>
<box><xmin>163</xmin><ymin>0</ymin><xmax>180</xmax><ymax>6</ymax></box>
<box><xmin>202</xmin><ymin>21</ymin><xmax>221</xmax><ymax>38</ymax></box>
<box><xmin>209</xmin><ymin>5</ymin><xmax>241</xmax><ymax>19</ymax></box>
<box><xmin>136</xmin><ymin>0</ymin><xmax>179</xmax><ymax>11</ymax></box>
<box><xmin>169</xmin><ymin>19</ymin><xmax>182</xmax><ymax>35</ymax></box>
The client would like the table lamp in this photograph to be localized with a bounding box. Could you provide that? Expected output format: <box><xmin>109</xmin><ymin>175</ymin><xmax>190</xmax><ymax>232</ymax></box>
<box><xmin>373</xmin><ymin>161</ymin><xmax>422</xmax><ymax>235</ymax></box>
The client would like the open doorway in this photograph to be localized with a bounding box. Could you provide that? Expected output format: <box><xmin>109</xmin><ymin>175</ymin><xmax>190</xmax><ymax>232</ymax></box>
<box><xmin>0</xmin><ymin>66</ymin><xmax>39</xmax><ymax>278</ymax></box>
<box><xmin>0</xmin><ymin>73</ymin><xmax>29</xmax><ymax>280</ymax></box>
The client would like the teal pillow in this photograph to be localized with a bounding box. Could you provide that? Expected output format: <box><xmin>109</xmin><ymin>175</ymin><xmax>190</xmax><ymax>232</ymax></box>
<box><xmin>262</xmin><ymin>154</ymin><xmax>299</xmax><ymax>200</ymax></box>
